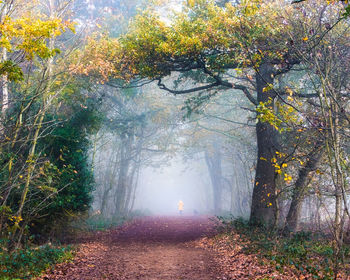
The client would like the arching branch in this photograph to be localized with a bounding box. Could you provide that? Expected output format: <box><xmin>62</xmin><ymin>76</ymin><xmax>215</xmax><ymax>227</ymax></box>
<box><xmin>157</xmin><ymin>78</ymin><xmax>220</xmax><ymax>95</ymax></box>
<box><xmin>198</xmin><ymin>59</ymin><xmax>258</xmax><ymax>106</ymax></box>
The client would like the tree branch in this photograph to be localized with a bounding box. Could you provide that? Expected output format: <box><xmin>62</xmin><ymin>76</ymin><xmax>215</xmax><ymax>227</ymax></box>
<box><xmin>204</xmin><ymin>113</ymin><xmax>255</xmax><ymax>127</ymax></box>
<box><xmin>157</xmin><ymin>78</ymin><xmax>220</xmax><ymax>95</ymax></box>
<box><xmin>233</xmin><ymin>84</ymin><xmax>258</xmax><ymax>106</ymax></box>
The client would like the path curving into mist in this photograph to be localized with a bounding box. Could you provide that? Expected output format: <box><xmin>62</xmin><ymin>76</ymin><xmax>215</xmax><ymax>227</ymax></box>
<box><xmin>39</xmin><ymin>216</ymin><xmax>223</xmax><ymax>280</ymax></box>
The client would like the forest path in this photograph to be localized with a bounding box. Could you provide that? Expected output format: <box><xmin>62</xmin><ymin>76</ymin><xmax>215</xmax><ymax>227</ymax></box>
<box><xmin>39</xmin><ymin>216</ymin><xmax>223</xmax><ymax>280</ymax></box>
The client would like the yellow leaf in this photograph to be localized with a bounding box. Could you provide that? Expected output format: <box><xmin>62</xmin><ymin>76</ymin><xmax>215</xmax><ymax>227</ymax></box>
<box><xmin>9</xmin><ymin>159</ymin><xmax>12</xmax><ymax>172</ymax></box>
<box><xmin>286</xmin><ymin>87</ymin><xmax>293</xmax><ymax>96</ymax></box>
<box><xmin>188</xmin><ymin>0</ymin><xmax>195</xmax><ymax>7</ymax></box>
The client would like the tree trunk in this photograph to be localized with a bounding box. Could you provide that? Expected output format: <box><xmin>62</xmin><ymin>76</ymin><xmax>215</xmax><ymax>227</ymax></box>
<box><xmin>124</xmin><ymin>162</ymin><xmax>138</xmax><ymax>212</ymax></box>
<box><xmin>1</xmin><ymin>47</ymin><xmax>8</xmax><ymax>116</ymax></box>
<box><xmin>205</xmin><ymin>142</ymin><xmax>223</xmax><ymax>214</ymax></box>
<box><xmin>250</xmin><ymin>63</ymin><xmax>279</xmax><ymax>227</ymax></box>
<box><xmin>284</xmin><ymin>141</ymin><xmax>323</xmax><ymax>233</ymax></box>
<box><xmin>128</xmin><ymin>166</ymin><xmax>140</xmax><ymax>214</ymax></box>
<box><xmin>125</xmin><ymin>134</ymin><xmax>143</xmax><ymax>214</ymax></box>
<box><xmin>100</xmin><ymin>172</ymin><xmax>115</xmax><ymax>216</ymax></box>
<box><xmin>100</xmin><ymin>148</ymin><xmax>120</xmax><ymax>216</ymax></box>
<box><xmin>114</xmin><ymin>133</ymin><xmax>131</xmax><ymax>216</ymax></box>
<box><xmin>230</xmin><ymin>173</ymin><xmax>236</xmax><ymax>214</ymax></box>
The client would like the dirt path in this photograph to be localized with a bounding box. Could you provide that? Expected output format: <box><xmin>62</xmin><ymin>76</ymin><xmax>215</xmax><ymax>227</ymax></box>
<box><xmin>39</xmin><ymin>216</ymin><xmax>222</xmax><ymax>280</ymax></box>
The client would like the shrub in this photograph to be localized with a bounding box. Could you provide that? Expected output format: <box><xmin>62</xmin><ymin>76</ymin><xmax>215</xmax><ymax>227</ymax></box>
<box><xmin>0</xmin><ymin>245</ymin><xmax>74</xmax><ymax>279</ymax></box>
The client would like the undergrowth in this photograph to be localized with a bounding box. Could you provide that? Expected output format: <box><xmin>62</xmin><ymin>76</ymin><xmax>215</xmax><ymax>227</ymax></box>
<box><xmin>84</xmin><ymin>209</ymin><xmax>152</xmax><ymax>231</ymax></box>
<box><xmin>84</xmin><ymin>215</ymin><xmax>127</xmax><ymax>231</ymax></box>
<box><xmin>0</xmin><ymin>244</ymin><xmax>74</xmax><ymax>280</ymax></box>
<box><xmin>217</xmin><ymin>216</ymin><xmax>350</xmax><ymax>279</ymax></box>
<box><xmin>0</xmin><ymin>210</ymin><xmax>153</xmax><ymax>279</ymax></box>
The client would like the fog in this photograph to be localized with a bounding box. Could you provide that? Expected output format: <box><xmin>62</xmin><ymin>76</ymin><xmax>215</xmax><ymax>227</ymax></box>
<box><xmin>90</xmin><ymin>70</ymin><xmax>256</xmax><ymax>219</ymax></box>
<box><xmin>134</xmin><ymin>157</ymin><xmax>212</xmax><ymax>215</ymax></box>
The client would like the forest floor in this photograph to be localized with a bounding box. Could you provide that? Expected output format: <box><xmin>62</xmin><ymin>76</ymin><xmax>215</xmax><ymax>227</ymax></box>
<box><xmin>38</xmin><ymin>216</ymin><xmax>222</xmax><ymax>280</ymax></box>
<box><xmin>37</xmin><ymin>216</ymin><xmax>350</xmax><ymax>280</ymax></box>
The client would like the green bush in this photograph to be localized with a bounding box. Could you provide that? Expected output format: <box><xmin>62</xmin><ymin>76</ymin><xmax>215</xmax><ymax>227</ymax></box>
<box><xmin>29</xmin><ymin>103</ymin><xmax>102</xmax><ymax>241</ymax></box>
<box><xmin>0</xmin><ymin>245</ymin><xmax>74</xmax><ymax>279</ymax></box>
<box><xmin>0</xmin><ymin>98</ymin><xmax>102</xmax><ymax>246</ymax></box>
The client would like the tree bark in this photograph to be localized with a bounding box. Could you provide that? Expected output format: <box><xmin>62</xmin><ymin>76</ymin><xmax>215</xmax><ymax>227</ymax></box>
<box><xmin>1</xmin><ymin>47</ymin><xmax>8</xmax><ymax>115</ymax></box>
<box><xmin>100</xmin><ymin>153</ymin><xmax>119</xmax><ymax>216</ymax></box>
<box><xmin>114</xmin><ymin>133</ymin><xmax>132</xmax><ymax>216</ymax></box>
<box><xmin>284</xmin><ymin>140</ymin><xmax>323</xmax><ymax>233</ymax></box>
<box><xmin>128</xmin><ymin>165</ymin><xmax>140</xmax><ymax>214</ymax></box>
<box><xmin>250</xmin><ymin>63</ymin><xmax>279</xmax><ymax>227</ymax></box>
<box><xmin>205</xmin><ymin>142</ymin><xmax>223</xmax><ymax>214</ymax></box>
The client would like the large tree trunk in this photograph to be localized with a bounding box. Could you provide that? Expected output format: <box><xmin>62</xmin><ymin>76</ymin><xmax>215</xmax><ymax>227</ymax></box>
<box><xmin>205</xmin><ymin>142</ymin><xmax>223</xmax><ymax>214</ymax></box>
<box><xmin>250</xmin><ymin>63</ymin><xmax>279</xmax><ymax>227</ymax></box>
<box><xmin>284</xmin><ymin>141</ymin><xmax>323</xmax><ymax>233</ymax></box>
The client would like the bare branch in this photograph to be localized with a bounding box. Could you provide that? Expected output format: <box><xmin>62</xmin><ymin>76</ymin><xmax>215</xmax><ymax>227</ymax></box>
<box><xmin>233</xmin><ymin>84</ymin><xmax>258</xmax><ymax>106</ymax></box>
<box><xmin>157</xmin><ymin>78</ymin><xmax>220</xmax><ymax>95</ymax></box>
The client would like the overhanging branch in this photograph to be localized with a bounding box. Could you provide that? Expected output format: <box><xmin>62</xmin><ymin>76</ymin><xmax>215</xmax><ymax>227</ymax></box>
<box><xmin>233</xmin><ymin>84</ymin><xmax>258</xmax><ymax>106</ymax></box>
<box><xmin>157</xmin><ymin>78</ymin><xmax>220</xmax><ymax>95</ymax></box>
<box><xmin>198</xmin><ymin>59</ymin><xmax>258</xmax><ymax>106</ymax></box>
